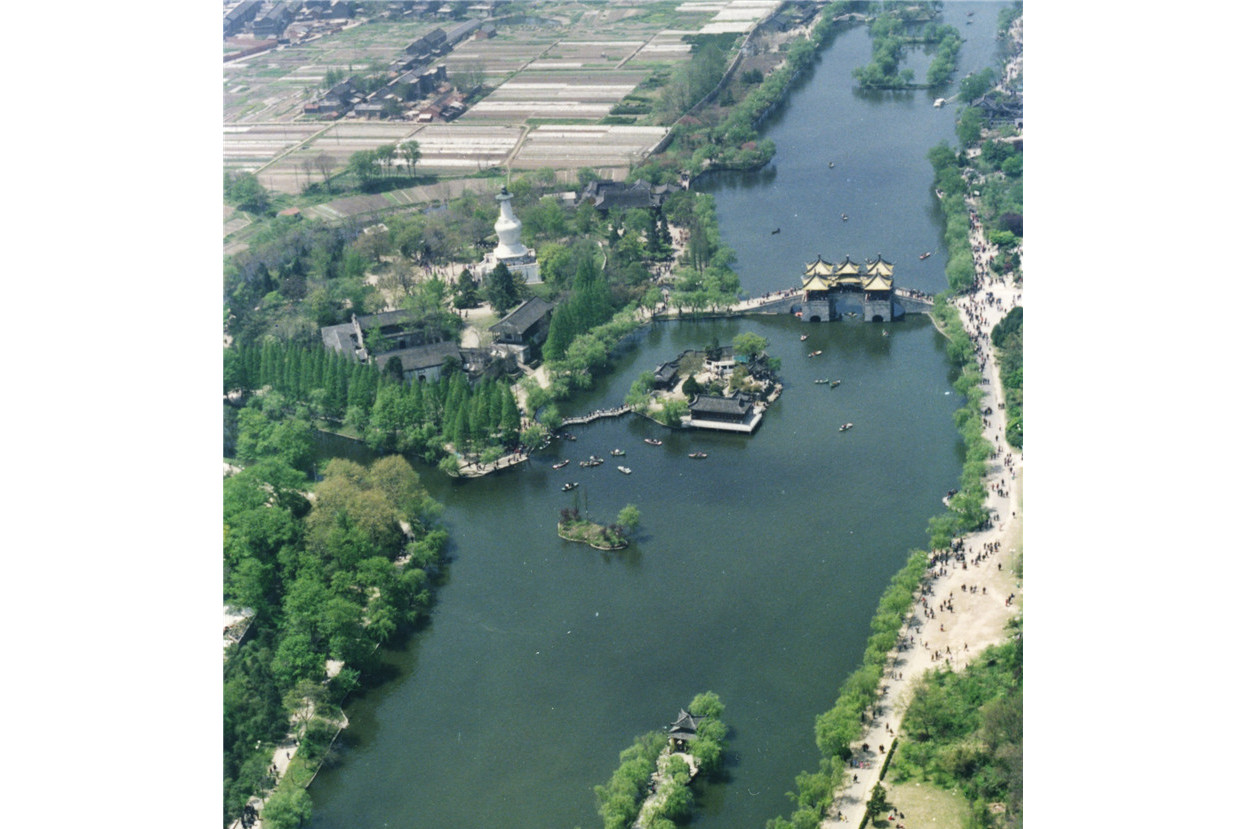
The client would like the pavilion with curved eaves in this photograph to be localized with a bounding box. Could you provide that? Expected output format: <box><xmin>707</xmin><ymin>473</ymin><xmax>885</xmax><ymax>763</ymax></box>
<box><xmin>798</xmin><ymin>254</ymin><xmax>904</xmax><ymax>322</ymax></box>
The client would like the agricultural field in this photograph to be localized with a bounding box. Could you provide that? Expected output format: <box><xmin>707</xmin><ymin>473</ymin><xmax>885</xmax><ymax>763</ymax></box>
<box><xmin>512</xmin><ymin>124</ymin><xmax>668</xmax><ymax>171</ymax></box>
<box><xmin>224</xmin><ymin>1</ymin><xmax>784</xmax><ymax>199</ymax></box>
<box><xmin>223</xmin><ymin>18</ymin><xmax>444</xmax><ymax>124</ymax></box>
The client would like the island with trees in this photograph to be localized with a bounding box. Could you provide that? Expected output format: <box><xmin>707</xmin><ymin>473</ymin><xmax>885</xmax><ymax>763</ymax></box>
<box><xmin>627</xmin><ymin>331</ymin><xmax>782</xmax><ymax>430</ymax></box>
<box><xmin>558</xmin><ymin>502</ymin><xmax>641</xmax><ymax>551</ymax></box>
<box><xmin>595</xmin><ymin>692</ymin><xmax>728</xmax><ymax>829</ymax></box>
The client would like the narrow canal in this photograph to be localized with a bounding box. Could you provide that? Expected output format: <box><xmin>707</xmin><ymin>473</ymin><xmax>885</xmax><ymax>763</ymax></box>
<box><xmin>307</xmin><ymin>6</ymin><xmax>1009</xmax><ymax>827</ymax></box>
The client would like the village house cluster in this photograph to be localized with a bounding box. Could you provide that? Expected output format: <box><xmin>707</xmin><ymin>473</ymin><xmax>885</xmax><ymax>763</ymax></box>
<box><xmin>225</xmin><ymin>1</ymin><xmax>502</xmax><ymax>121</ymax></box>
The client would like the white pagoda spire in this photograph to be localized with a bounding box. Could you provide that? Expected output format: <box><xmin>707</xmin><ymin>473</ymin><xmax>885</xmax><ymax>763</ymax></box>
<box><xmin>493</xmin><ymin>186</ymin><xmax>528</xmax><ymax>260</ymax></box>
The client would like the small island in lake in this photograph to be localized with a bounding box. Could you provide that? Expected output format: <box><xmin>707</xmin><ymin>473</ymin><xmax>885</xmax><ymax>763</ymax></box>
<box><xmin>627</xmin><ymin>332</ymin><xmax>782</xmax><ymax>433</ymax></box>
<box><xmin>557</xmin><ymin>503</ymin><xmax>640</xmax><ymax>551</ymax></box>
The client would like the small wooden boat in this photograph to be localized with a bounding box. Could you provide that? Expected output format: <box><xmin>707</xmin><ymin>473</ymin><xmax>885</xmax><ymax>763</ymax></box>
<box><xmin>919</xmin><ymin>252</ymin><xmax>931</xmax><ymax>260</ymax></box>
<box><xmin>688</xmin><ymin>451</ymin><xmax>708</xmax><ymax>459</ymax></box>
<box><xmin>552</xmin><ymin>459</ymin><xmax>570</xmax><ymax>470</ymax></box>
<box><xmin>839</xmin><ymin>422</ymin><xmax>854</xmax><ymax>432</ymax></box>
<box><xmin>610</xmin><ymin>448</ymin><xmax>625</xmax><ymax>457</ymax></box>
<box><xmin>562</xmin><ymin>482</ymin><xmax>579</xmax><ymax>491</ymax></box>
<box><xmin>561</xmin><ymin>433</ymin><xmax>576</xmax><ymax>441</ymax></box>
<box><xmin>814</xmin><ymin>378</ymin><xmax>830</xmax><ymax>385</ymax></box>
<box><xmin>643</xmin><ymin>438</ymin><xmax>663</xmax><ymax>446</ymax></box>
<box><xmin>771</xmin><ymin>228</ymin><xmax>781</xmax><ymax>235</ymax></box>
<box><xmin>831</xmin><ymin>380</ymin><xmax>842</xmax><ymax>388</ymax></box>
<box><xmin>617</xmin><ymin>466</ymin><xmax>632</xmax><ymax>475</ymax></box>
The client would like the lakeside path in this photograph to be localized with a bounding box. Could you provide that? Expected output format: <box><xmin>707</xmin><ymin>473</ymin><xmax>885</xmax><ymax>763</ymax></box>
<box><xmin>821</xmin><ymin>273</ymin><xmax>1023</xmax><ymax>827</ymax></box>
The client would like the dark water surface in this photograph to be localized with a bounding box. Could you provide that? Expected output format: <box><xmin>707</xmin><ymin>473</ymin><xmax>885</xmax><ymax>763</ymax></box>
<box><xmin>307</xmin><ymin>7</ymin><xmax>1008</xmax><ymax>827</ymax></box>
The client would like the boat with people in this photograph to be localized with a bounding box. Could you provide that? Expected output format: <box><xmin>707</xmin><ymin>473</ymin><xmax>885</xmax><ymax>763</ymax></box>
<box><xmin>579</xmin><ymin>456</ymin><xmax>604</xmax><ymax>468</ymax></box>
<box><xmin>808</xmin><ymin>350</ymin><xmax>822</xmax><ymax>357</ymax></box>
<box><xmin>610</xmin><ymin>448</ymin><xmax>625</xmax><ymax>457</ymax></box>
<box><xmin>562</xmin><ymin>482</ymin><xmax>579</xmax><ymax>491</ymax></box>
<box><xmin>800</xmin><ymin>334</ymin><xmax>808</xmax><ymax>341</ymax></box>
<box><xmin>643</xmin><ymin>438</ymin><xmax>663</xmax><ymax>446</ymax></box>
<box><xmin>617</xmin><ymin>466</ymin><xmax>632</xmax><ymax>475</ymax></box>
<box><xmin>688</xmin><ymin>451</ymin><xmax>708</xmax><ymax>459</ymax></box>
<box><xmin>919</xmin><ymin>251</ymin><xmax>931</xmax><ymax>260</ymax></box>
<box><xmin>771</xmin><ymin>228</ymin><xmax>781</xmax><ymax>235</ymax></box>
<box><xmin>839</xmin><ymin>422</ymin><xmax>854</xmax><ymax>432</ymax></box>
<box><xmin>841</xmin><ymin>213</ymin><xmax>848</xmax><ymax>221</ymax></box>
<box><xmin>814</xmin><ymin>378</ymin><xmax>830</xmax><ymax>385</ymax></box>
<box><xmin>552</xmin><ymin>459</ymin><xmax>570</xmax><ymax>469</ymax></box>
<box><xmin>561</xmin><ymin>433</ymin><xmax>576</xmax><ymax>441</ymax></box>
<box><xmin>827</xmin><ymin>161</ymin><xmax>835</xmax><ymax>168</ymax></box>
<box><xmin>831</xmin><ymin>380</ymin><xmax>842</xmax><ymax>388</ymax></box>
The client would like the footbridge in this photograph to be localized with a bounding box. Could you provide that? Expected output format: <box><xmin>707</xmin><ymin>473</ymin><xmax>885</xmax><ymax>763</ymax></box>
<box><xmin>654</xmin><ymin>286</ymin><xmax>933</xmax><ymax>321</ymax></box>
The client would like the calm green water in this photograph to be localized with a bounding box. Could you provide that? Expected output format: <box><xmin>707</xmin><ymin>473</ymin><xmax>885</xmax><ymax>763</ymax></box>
<box><xmin>307</xmin><ymin>8</ymin><xmax>1008</xmax><ymax>827</ymax></box>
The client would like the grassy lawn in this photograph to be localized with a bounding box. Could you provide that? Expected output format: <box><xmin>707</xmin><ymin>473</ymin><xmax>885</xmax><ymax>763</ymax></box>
<box><xmin>886</xmin><ymin>779</ymin><xmax>971</xmax><ymax>828</ymax></box>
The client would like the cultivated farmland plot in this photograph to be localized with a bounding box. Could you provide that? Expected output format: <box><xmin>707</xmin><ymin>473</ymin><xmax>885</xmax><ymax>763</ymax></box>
<box><xmin>224</xmin><ymin>123</ymin><xmax>326</xmax><ymax>175</ymax></box>
<box><xmin>461</xmin><ymin>70</ymin><xmax>651</xmax><ymax>124</ymax></box>
<box><xmin>513</xmin><ymin>125</ymin><xmax>668</xmax><ymax>170</ymax></box>
<box><xmin>224</xmin><ymin>1</ymin><xmax>783</xmax><ymax>198</ymax></box>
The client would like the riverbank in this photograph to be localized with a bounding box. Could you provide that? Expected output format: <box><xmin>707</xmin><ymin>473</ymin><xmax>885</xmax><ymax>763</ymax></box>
<box><xmin>820</xmin><ymin>227</ymin><xmax>1024</xmax><ymax>829</ymax></box>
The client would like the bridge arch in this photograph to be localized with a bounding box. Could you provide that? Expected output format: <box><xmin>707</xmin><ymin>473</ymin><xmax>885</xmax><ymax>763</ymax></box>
<box><xmin>871</xmin><ymin>314</ymin><xmax>885</xmax><ymax>323</ymax></box>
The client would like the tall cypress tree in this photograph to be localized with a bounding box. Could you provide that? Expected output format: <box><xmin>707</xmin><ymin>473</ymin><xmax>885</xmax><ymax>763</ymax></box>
<box><xmin>500</xmin><ymin>387</ymin><xmax>521</xmax><ymax>444</ymax></box>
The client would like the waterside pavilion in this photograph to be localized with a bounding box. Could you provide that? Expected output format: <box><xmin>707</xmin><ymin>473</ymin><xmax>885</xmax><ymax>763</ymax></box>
<box><xmin>798</xmin><ymin>254</ymin><xmax>906</xmax><ymax>322</ymax></box>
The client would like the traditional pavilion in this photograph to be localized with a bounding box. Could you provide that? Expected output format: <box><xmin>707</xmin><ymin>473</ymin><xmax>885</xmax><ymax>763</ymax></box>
<box><xmin>684</xmin><ymin>392</ymin><xmax>764</xmax><ymax>433</ymax></box>
<box><xmin>798</xmin><ymin>254</ymin><xmax>902</xmax><ymax>322</ymax></box>
<box><xmin>475</xmin><ymin>185</ymin><xmax>540</xmax><ymax>284</ymax></box>
<box><xmin>667</xmin><ymin>708</ymin><xmax>703</xmax><ymax>751</ymax></box>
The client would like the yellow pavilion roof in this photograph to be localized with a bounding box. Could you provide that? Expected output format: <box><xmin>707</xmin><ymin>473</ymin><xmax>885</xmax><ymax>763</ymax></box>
<box><xmin>803</xmin><ymin>254</ymin><xmax>896</xmax><ymax>292</ymax></box>
<box><xmin>804</xmin><ymin>255</ymin><xmax>836</xmax><ymax>276</ymax></box>
<box><xmin>834</xmin><ymin>257</ymin><xmax>862</xmax><ymax>275</ymax></box>
<box><xmin>866</xmin><ymin>257</ymin><xmax>894</xmax><ymax>277</ymax></box>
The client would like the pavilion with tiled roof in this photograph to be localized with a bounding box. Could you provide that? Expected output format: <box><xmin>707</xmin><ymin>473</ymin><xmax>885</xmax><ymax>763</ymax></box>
<box><xmin>798</xmin><ymin>254</ymin><xmax>900</xmax><ymax>323</ymax></box>
<box><xmin>668</xmin><ymin>708</ymin><xmax>703</xmax><ymax>751</ymax></box>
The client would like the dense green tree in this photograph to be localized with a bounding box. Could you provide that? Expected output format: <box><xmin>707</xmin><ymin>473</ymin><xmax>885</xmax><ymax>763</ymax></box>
<box><xmin>348</xmin><ymin>149</ymin><xmax>379</xmax><ymax>188</ymax></box>
<box><xmin>226</xmin><ymin>171</ymin><xmax>271</xmax><ymax>213</ymax></box>
<box><xmin>453</xmin><ymin>268</ymin><xmax>479</xmax><ymax>308</ymax></box>
<box><xmin>959</xmin><ymin>68</ymin><xmax>996</xmax><ymax>103</ymax></box>
<box><xmin>732</xmin><ymin>331</ymin><xmax>768</xmax><ymax>359</ymax></box>
<box><xmin>485</xmin><ymin>262</ymin><xmax>519</xmax><ymax>313</ymax></box>
<box><xmin>616</xmin><ymin>504</ymin><xmax>640</xmax><ymax>534</ymax></box>
<box><xmin>956</xmin><ymin>107</ymin><xmax>985</xmax><ymax>149</ymax></box>
<box><xmin>261</xmin><ymin>785</ymin><xmax>313</xmax><ymax>829</ymax></box>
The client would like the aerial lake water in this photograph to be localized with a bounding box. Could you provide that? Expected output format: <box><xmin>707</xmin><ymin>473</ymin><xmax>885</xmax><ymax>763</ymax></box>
<box><xmin>306</xmin><ymin>6</ymin><xmax>1010</xmax><ymax>827</ymax></box>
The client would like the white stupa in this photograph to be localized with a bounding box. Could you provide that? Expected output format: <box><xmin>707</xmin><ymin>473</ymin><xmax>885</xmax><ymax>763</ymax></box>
<box><xmin>477</xmin><ymin>185</ymin><xmax>540</xmax><ymax>284</ymax></box>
